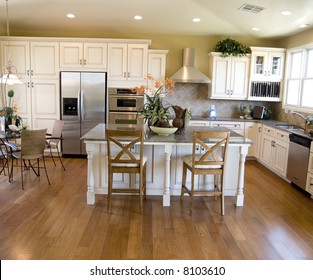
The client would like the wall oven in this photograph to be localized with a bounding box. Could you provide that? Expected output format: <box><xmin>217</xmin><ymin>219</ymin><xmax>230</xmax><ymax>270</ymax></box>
<box><xmin>108</xmin><ymin>88</ymin><xmax>144</xmax><ymax>128</ymax></box>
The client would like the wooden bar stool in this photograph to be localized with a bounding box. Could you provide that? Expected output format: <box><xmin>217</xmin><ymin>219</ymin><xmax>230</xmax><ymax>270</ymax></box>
<box><xmin>181</xmin><ymin>131</ymin><xmax>230</xmax><ymax>215</ymax></box>
<box><xmin>106</xmin><ymin>129</ymin><xmax>147</xmax><ymax>214</ymax></box>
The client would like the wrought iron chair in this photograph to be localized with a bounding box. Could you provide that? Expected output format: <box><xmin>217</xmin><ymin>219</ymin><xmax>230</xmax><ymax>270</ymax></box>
<box><xmin>45</xmin><ymin>120</ymin><xmax>65</xmax><ymax>170</ymax></box>
<box><xmin>10</xmin><ymin>129</ymin><xmax>50</xmax><ymax>189</ymax></box>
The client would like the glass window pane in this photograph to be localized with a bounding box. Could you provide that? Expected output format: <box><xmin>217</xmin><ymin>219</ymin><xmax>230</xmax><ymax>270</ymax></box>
<box><xmin>306</xmin><ymin>49</ymin><xmax>313</xmax><ymax>77</ymax></box>
<box><xmin>290</xmin><ymin>52</ymin><xmax>302</xmax><ymax>78</ymax></box>
<box><xmin>301</xmin><ymin>79</ymin><xmax>313</xmax><ymax>108</ymax></box>
<box><xmin>286</xmin><ymin>80</ymin><xmax>300</xmax><ymax>106</ymax></box>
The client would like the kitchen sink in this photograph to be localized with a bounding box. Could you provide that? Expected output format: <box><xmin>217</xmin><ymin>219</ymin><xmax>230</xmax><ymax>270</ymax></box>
<box><xmin>274</xmin><ymin>124</ymin><xmax>302</xmax><ymax>130</ymax></box>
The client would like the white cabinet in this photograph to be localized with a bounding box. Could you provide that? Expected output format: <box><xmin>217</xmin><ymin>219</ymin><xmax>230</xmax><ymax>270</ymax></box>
<box><xmin>249</xmin><ymin>47</ymin><xmax>285</xmax><ymax>101</ymax></box>
<box><xmin>260</xmin><ymin>125</ymin><xmax>290</xmax><ymax>177</ymax></box>
<box><xmin>306</xmin><ymin>146</ymin><xmax>313</xmax><ymax>197</ymax></box>
<box><xmin>210</xmin><ymin>121</ymin><xmax>245</xmax><ymax>136</ymax></box>
<box><xmin>60</xmin><ymin>42</ymin><xmax>107</xmax><ymax>69</ymax></box>
<box><xmin>208</xmin><ymin>52</ymin><xmax>250</xmax><ymax>100</ymax></box>
<box><xmin>245</xmin><ymin>122</ymin><xmax>262</xmax><ymax>158</ymax></box>
<box><xmin>250</xmin><ymin>47</ymin><xmax>285</xmax><ymax>80</ymax></box>
<box><xmin>107</xmin><ymin>43</ymin><xmax>148</xmax><ymax>82</ymax></box>
<box><xmin>1</xmin><ymin>40</ymin><xmax>60</xmax><ymax>129</ymax></box>
<box><xmin>147</xmin><ymin>50</ymin><xmax>168</xmax><ymax>81</ymax></box>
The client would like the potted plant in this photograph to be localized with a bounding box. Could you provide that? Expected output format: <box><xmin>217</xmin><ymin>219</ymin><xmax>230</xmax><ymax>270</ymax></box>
<box><xmin>214</xmin><ymin>37</ymin><xmax>251</xmax><ymax>57</ymax></box>
<box><xmin>133</xmin><ymin>74</ymin><xmax>175</xmax><ymax>128</ymax></box>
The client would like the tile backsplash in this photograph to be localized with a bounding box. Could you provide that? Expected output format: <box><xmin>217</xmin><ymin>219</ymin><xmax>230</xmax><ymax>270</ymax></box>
<box><xmin>163</xmin><ymin>83</ymin><xmax>280</xmax><ymax>119</ymax></box>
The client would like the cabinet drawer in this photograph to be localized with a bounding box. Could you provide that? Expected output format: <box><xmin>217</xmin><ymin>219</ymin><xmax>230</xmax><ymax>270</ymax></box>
<box><xmin>263</xmin><ymin>125</ymin><xmax>275</xmax><ymax>136</ymax></box>
<box><xmin>275</xmin><ymin>130</ymin><xmax>290</xmax><ymax>143</ymax></box>
<box><xmin>212</xmin><ymin>122</ymin><xmax>244</xmax><ymax>130</ymax></box>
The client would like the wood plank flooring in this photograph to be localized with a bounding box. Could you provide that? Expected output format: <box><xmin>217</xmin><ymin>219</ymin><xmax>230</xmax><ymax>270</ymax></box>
<box><xmin>0</xmin><ymin>158</ymin><xmax>313</xmax><ymax>260</ymax></box>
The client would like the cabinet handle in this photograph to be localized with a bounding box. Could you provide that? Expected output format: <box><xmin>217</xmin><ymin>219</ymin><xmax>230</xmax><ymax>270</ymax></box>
<box><xmin>258</xmin><ymin>127</ymin><xmax>262</xmax><ymax>132</ymax></box>
<box><xmin>27</xmin><ymin>70</ymin><xmax>30</xmax><ymax>76</ymax></box>
<box><xmin>31</xmin><ymin>82</ymin><xmax>34</xmax><ymax>88</ymax></box>
<box><xmin>31</xmin><ymin>70</ymin><xmax>33</xmax><ymax>76</ymax></box>
<box><xmin>80</xmin><ymin>59</ymin><xmax>83</xmax><ymax>65</ymax></box>
<box><xmin>123</xmin><ymin>72</ymin><xmax>127</xmax><ymax>78</ymax></box>
<box><xmin>84</xmin><ymin>59</ymin><xmax>86</xmax><ymax>65</ymax></box>
<box><xmin>27</xmin><ymin>82</ymin><xmax>30</xmax><ymax>88</ymax></box>
<box><xmin>128</xmin><ymin>72</ymin><xmax>130</xmax><ymax>77</ymax></box>
<box><xmin>272</xmin><ymin>141</ymin><xmax>276</xmax><ymax>147</ymax></box>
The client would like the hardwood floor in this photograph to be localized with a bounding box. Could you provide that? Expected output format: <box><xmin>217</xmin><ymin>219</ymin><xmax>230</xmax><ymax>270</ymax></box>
<box><xmin>0</xmin><ymin>158</ymin><xmax>313</xmax><ymax>260</ymax></box>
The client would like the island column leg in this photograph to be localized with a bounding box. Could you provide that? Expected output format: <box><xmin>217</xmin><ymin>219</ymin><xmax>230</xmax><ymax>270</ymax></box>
<box><xmin>85</xmin><ymin>142</ymin><xmax>95</xmax><ymax>205</ymax></box>
<box><xmin>163</xmin><ymin>144</ymin><xmax>172</xmax><ymax>206</ymax></box>
<box><xmin>236</xmin><ymin>145</ymin><xmax>249</xmax><ymax>206</ymax></box>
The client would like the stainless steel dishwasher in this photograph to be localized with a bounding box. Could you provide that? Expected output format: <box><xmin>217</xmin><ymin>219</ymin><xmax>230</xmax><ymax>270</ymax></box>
<box><xmin>287</xmin><ymin>133</ymin><xmax>311</xmax><ymax>190</ymax></box>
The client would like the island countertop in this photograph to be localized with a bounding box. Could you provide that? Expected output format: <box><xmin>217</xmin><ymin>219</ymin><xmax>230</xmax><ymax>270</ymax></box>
<box><xmin>81</xmin><ymin>123</ymin><xmax>253</xmax><ymax>145</ymax></box>
<box><xmin>82</xmin><ymin>123</ymin><xmax>252</xmax><ymax>208</ymax></box>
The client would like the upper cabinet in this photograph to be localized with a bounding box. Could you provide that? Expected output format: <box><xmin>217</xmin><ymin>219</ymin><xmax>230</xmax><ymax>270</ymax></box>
<box><xmin>248</xmin><ymin>47</ymin><xmax>285</xmax><ymax>101</ymax></box>
<box><xmin>208</xmin><ymin>52</ymin><xmax>250</xmax><ymax>100</ymax></box>
<box><xmin>107</xmin><ymin>43</ymin><xmax>148</xmax><ymax>82</ymax></box>
<box><xmin>1</xmin><ymin>40</ymin><xmax>59</xmax><ymax>79</ymax></box>
<box><xmin>60</xmin><ymin>42</ymin><xmax>107</xmax><ymax>69</ymax></box>
<box><xmin>147</xmin><ymin>49</ymin><xmax>168</xmax><ymax>81</ymax></box>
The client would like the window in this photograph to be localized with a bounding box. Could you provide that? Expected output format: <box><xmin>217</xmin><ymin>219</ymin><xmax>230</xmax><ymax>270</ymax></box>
<box><xmin>284</xmin><ymin>45</ymin><xmax>313</xmax><ymax>112</ymax></box>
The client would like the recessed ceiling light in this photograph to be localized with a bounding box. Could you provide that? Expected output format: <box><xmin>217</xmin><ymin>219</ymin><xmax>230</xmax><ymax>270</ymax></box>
<box><xmin>281</xmin><ymin>10</ymin><xmax>292</xmax><ymax>16</ymax></box>
<box><xmin>299</xmin><ymin>24</ymin><xmax>309</xmax><ymax>28</ymax></box>
<box><xmin>134</xmin><ymin>15</ymin><xmax>142</xmax><ymax>20</ymax></box>
<box><xmin>66</xmin><ymin>13</ymin><xmax>75</xmax><ymax>19</ymax></box>
<box><xmin>252</xmin><ymin>27</ymin><xmax>260</xmax><ymax>31</ymax></box>
<box><xmin>192</xmin><ymin>17</ymin><xmax>201</xmax><ymax>23</ymax></box>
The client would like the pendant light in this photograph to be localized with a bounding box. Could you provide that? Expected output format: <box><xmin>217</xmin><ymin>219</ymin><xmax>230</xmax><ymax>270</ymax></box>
<box><xmin>0</xmin><ymin>0</ymin><xmax>23</xmax><ymax>86</ymax></box>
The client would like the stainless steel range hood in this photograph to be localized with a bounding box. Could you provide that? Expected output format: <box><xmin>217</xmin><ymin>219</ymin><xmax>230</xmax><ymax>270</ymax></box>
<box><xmin>170</xmin><ymin>48</ymin><xmax>211</xmax><ymax>83</ymax></box>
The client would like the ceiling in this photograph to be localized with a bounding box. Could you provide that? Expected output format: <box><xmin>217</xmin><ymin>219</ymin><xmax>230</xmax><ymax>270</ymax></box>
<box><xmin>0</xmin><ymin>0</ymin><xmax>313</xmax><ymax>39</ymax></box>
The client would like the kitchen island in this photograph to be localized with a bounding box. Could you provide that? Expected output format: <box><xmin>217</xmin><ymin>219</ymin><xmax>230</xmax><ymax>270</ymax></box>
<box><xmin>81</xmin><ymin>124</ymin><xmax>252</xmax><ymax>207</ymax></box>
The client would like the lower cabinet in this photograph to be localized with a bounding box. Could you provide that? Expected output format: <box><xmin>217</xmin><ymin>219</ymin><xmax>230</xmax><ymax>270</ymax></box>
<box><xmin>245</xmin><ymin>122</ymin><xmax>262</xmax><ymax>158</ymax></box>
<box><xmin>306</xmin><ymin>146</ymin><xmax>313</xmax><ymax>196</ymax></box>
<box><xmin>260</xmin><ymin>125</ymin><xmax>290</xmax><ymax>177</ymax></box>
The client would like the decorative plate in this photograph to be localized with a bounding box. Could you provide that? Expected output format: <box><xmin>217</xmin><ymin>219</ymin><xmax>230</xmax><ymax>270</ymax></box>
<box><xmin>150</xmin><ymin>126</ymin><xmax>178</xmax><ymax>136</ymax></box>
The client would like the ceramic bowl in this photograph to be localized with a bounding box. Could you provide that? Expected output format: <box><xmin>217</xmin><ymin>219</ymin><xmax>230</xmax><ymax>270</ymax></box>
<box><xmin>150</xmin><ymin>126</ymin><xmax>178</xmax><ymax>136</ymax></box>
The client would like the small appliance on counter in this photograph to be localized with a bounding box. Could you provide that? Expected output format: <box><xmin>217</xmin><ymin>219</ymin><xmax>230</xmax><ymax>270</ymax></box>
<box><xmin>252</xmin><ymin>105</ymin><xmax>265</xmax><ymax>119</ymax></box>
<box><xmin>252</xmin><ymin>106</ymin><xmax>272</xmax><ymax>119</ymax></box>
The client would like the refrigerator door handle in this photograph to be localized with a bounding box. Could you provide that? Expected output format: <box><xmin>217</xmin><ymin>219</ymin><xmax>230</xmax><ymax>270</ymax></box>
<box><xmin>80</xmin><ymin>89</ymin><xmax>85</xmax><ymax>121</ymax></box>
<box><xmin>77</xmin><ymin>89</ymin><xmax>82</xmax><ymax>122</ymax></box>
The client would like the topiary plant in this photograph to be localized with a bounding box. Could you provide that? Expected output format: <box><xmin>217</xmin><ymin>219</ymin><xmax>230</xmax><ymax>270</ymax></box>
<box><xmin>214</xmin><ymin>38</ymin><xmax>251</xmax><ymax>57</ymax></box>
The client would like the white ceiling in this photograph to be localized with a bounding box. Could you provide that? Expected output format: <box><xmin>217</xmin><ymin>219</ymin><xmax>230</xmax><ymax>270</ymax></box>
<box><xmin>0</xmin><ymin>0</ymin><xmax>313</xmax><ymax>39</ymax></box>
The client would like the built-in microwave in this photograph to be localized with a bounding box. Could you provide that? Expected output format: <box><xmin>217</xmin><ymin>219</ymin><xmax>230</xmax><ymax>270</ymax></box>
<box><xmin>108</xmin><ymin>88</ymin><xmax>144</xmax><ymax>112</ymax></box>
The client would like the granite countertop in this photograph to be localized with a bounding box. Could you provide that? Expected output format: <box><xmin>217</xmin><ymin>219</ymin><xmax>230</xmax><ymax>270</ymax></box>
<box><xmin>81</xmin><ymin>123</ymin><xmax>253</xmax><ymax>145</ymax></box>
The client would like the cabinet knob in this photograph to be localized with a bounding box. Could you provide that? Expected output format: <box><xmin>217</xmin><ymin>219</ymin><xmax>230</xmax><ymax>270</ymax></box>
<box><xmin>80</xmin><ymin>59</ymin><xmax>83</xmax><ymax>65</ymax></box>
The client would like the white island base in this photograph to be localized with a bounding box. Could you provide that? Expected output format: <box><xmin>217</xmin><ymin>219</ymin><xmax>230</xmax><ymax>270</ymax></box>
<box><xmin>82</xmin><ymin>124</ymin><xmax>251</xmax><ymax>207</ymax></box>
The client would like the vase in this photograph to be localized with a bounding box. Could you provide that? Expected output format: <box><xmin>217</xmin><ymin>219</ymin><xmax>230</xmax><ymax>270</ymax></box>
<box><xmin>172</xmin><ymin>105</ymin><xmax>187</xmax><ymax>131</ymax></box>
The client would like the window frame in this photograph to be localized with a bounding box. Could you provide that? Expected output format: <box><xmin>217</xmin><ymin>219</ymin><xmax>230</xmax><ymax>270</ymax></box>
<box><xmin>283</xmin><ymin>43</ymin><xmax>313</xmax><ymax>113</ymax></box>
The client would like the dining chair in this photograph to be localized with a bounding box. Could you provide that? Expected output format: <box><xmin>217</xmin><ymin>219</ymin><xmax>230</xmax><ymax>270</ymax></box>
<box><xmin>180</xmin><ymin>131</ymin><xmax>230</xmax><ymax>215</ymax></box>
<box><xmin>0</xmin><ymin>142</ymin><xmax>9</xmax><ymax>176</ymax></box>
<box><xmin>11</xmin><ymin>129</ymin><xmax>50</xmax><ymax>189</ymax></box>
<box><xmin>45</xmin><ymin>120</ymin><xmax>65</xmax><ymax>170</ymax></box>
<box><xmin>106</xmin><ymin>129</ymin><xmax>147</xmax><ymax>214</ymax></box>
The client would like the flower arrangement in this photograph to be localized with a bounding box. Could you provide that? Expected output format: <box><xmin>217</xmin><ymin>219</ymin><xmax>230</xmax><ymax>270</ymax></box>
<box><xmin>132</xmin><ymin>74</ymin><xmax>175</xmax><ymax>127</ymax></box>
<box><xmin>0</xmin><ymin>89</ymin><xmax>22</xmax><ymax>127</ymax></box>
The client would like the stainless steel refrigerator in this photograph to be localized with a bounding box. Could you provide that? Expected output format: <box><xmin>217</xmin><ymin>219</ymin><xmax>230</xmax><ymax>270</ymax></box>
<box><xmin>60</xmin><ymin>71</ymin><xmax>107</xmax><ymax>156</ymax></box>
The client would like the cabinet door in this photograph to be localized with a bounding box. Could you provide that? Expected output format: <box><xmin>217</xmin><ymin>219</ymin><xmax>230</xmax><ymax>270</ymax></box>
<box><xmin>251</xmin><ymin>51</ymin><xmax>268</xmax><ymax>79</ymax></box>
<box><xmin>83</xmin><ymin>43</ymin><xmax>107</xmax><ymax>69</ymax></box>
<box><xmin>148</xmin><ymin>51</ymin><xmax>167</xmax><ymax>81</ymax></box>
<box><xmin>107</xmin><ymin>43</ymin><xmax>127</xmax><ymax>80</ymax></box>
<box><xmin>60</xmin><ymin>42</ymin><xmax>83</xmax><ymax>68</ymax></box>
<box><xmin>31</xmin><ymin>79</ymin><xmax>60</xmax><ymax>129</ymax></box>
<box><xmin>268</xmin><ymin>52</ymin><xmax>285</xmax><ymax>80</ymax></box>
<box><xmin>260</xmin><ymin>133</ymin><xmax>274</xmax><ymax>167</ymax></box>
<box><xmin>272</xmin><ymin>138</ymin><xmax>289</xmax><ymax>177</ymax></box>
<box><xmin>211</xmin><ymin>56</ymin><xmax>231</xmax><ymax>98</ymax></box>
<box><xmin>127</xmin><ymin>44</ymin><xmax>148</xmax><ymax>81</ymax></box>
<box><xmin>1</xmin><ymin>41</ymin><xmax>30</xmax><ymax>79</ymax></box>
<box><xmin>30</xmin><ymin>41</ymin><xmax>59</xmax><ymax>79</ymax></box>
<box><xmin>245</xmin><ymin>122</ymin><xmax>257</xmax><ymax>157</ymax></box>
<box><xmin>230</xmin><ymin>57</ymin><xmax>249</xmax><ymax>99</ymax></box>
